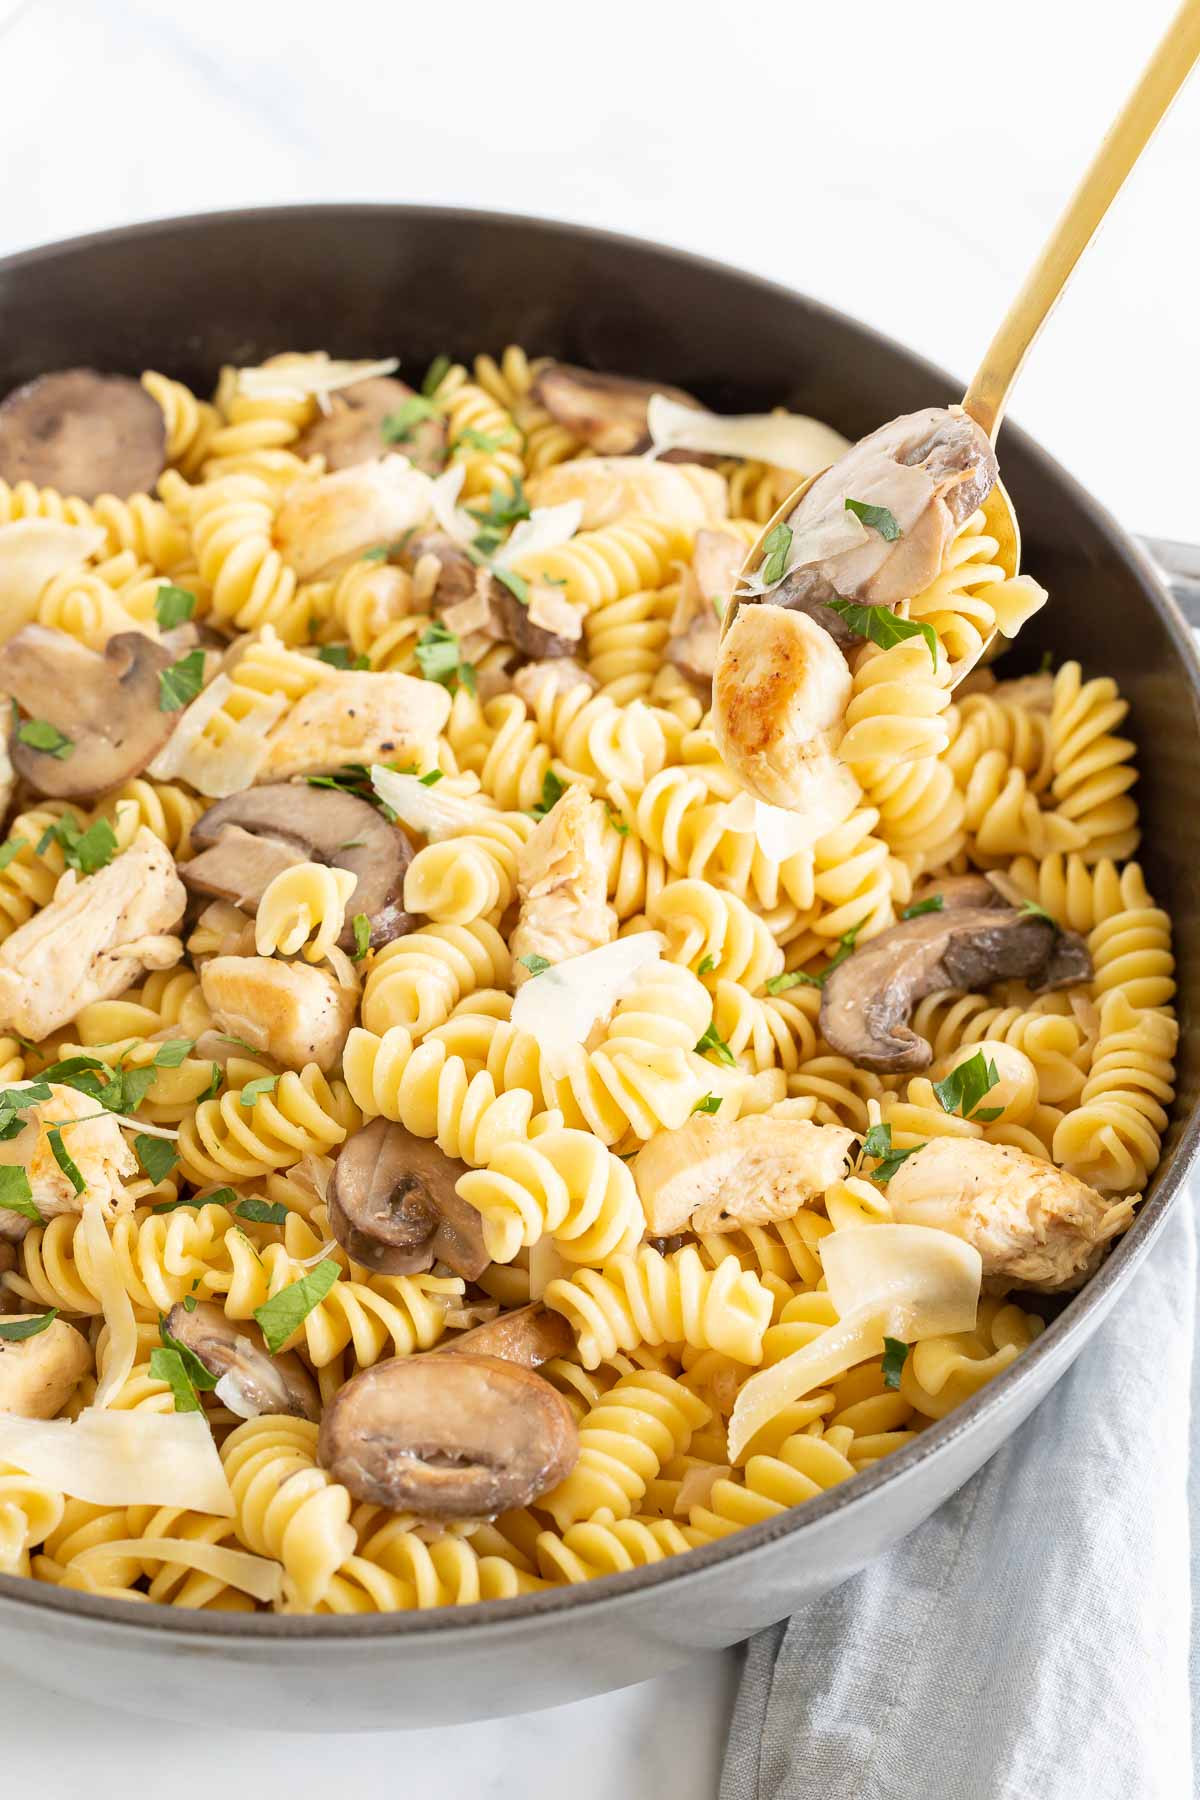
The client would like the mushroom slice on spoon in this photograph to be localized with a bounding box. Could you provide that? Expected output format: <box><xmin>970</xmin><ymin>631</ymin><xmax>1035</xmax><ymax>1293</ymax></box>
<box><xmin>317</xmin><ymin>1351</ymin><xmax>579</xmax><ymax>1517</ymax></box>
<box><xmin>181</xmin><ymin>783</ymin><xmax>417</xmax><ymax>950</ymax></box>
<box><xmin>328</xmin><ymin>1116</ymin><xmax>490</xmax><ymax>1281</ymax></box>
<box><xmin>0</xmin><ymin>625</ymin><xmax>178</xmax><ymax>798</ymax></box>
<box><xmin>438</xmin><ymin>1303</ymin><xmax>574</xmax><ymax>1370</ymax></box>
<box><xmin>0</xmin><ymin>368</ymin><xmax>168</xmax><ymax>501</ymax></box>
<box><xmin>819</xmin><ymin>893</ymin><xmax>1092</xmax><ymax>1074</ymax></box>
<box><xmin>164</xmin><ymin>1300</ymin><xmax>320</xmax><ymax>1422</ymax></box>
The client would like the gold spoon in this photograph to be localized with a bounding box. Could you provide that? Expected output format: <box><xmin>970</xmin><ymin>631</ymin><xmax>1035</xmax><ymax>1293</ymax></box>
<box><xmin>728</xmin><ymin>0</ymin><xmax>1200</xmax><ymax>681</ymax></box>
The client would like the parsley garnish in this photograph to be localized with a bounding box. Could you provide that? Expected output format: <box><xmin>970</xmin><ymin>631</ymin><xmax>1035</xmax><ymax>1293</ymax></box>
<box><xmin>932</xmin><ymin>1050</ymin><xmax>1002</xmax><ymax>1122</ymax></box>
<box><xmin>0</xmin><ymin>1165</ymin><xmax>42</xmax><ymax>1223</ymax></box>
<box><xmin>470</xmin><ymin>479</ymin><xmax>530</xmax><ymax>532</ymax></box>
<box><xmin>0</xmin><ymin>1082</ymin><xmax>51</xmax><ymax>1142</ymax></box>
<box><xmin>694</xmin><ymin>1021</ymin><xmax>736</xmax><ymax>1067</ymax></box>
<box><xmin>419</xmin><ymin>769</ymin><xmax>444</xmax><ymax>786</ymax></box>
<box><xmin>134</xmin><ymin>1133</ymin><xmax>180</xmax><ymax>1183</ymax></box>
<box><xmin>531</xmin><ymin>769</ymin><xmax>567</xmax><ymax>820</ymax></box>
<box><xmin>154</xmin><ymin>584</ymin><xmax>197</xmax><ymax>630</ymax></box>
<box><xmin>159</xmin><ymin>649</ymin><xmax>206</xmax><ymax>712</ymax></box>
<box><xmin>901</xmin><ymin>895</ymin><xmax>945</xmax><ymax>920</ymax></box>
<box><xmin>764</xmin><ymin>918</ymin><xmax>869</xmax><ymax>992</ymax></box>
<box><xmin>200</xmin><ymin>1062</ymin><xmax>222</xmax><ymax>1102</ymax></box>
<box><xmin>381</xmin><ymin>395</ymin><xmax>439</xmax><ymax>443</ymax></box>
<box><xmin>414</xmin><ymin>623</ymin><xmax>476</xmax><ymax>693</ymax></box>
<box><xmin>518</xmin><ymin>953</ymin><xmax>551</xmax><ymax>977</ymax></box>
<box><xmin>1038</xmin><ymin>649</ymin><xmax>1054</xmax><ymax>675</ymax></box>
<box><xmin>235</xmin><ymin>1198</ymin><xmax>288</xmax><ymax>1226</ymax></box>
<box><xmin>253</xmin><ymin>1259</ymin><xmax>341</xmax><ymax>1353</ymax></box>
<box><xmin>492</xmin><ymin>567</ymin><xmax>529</xmax><ymax>607</ymax></box>
<box><xmin>47</xmin><ymin>1124</ymin><xmax>85</xmax><ymax>1195</ymax></box>
<box><xmin>35</xmin><ymin>813</ymin><xmax>118</xmax><ymax>878</ymax></box>
<box><xmin>17</xmin><ymin>718</ymin><xmax>72</xmax><ymax>759</ymax></box>
<box><xmin>421</xmin><ymin>354</ymin><xmax>451</xmax><ymax>397</ymax></box>
<box><xmin>844</xmin><ymin>497</ymin><xmax>902</xmax><ymax>541</ymax></box>
<box><xmin>692</xmin><ymin>1093</ymin><xmax>723</xmax><ymax>1116</ymax></box>
<box><xmin>760</xmin><ymin>522</ymin><xmax>793</xmax><ymax>586</ymax></box>
<box><xmin>360</xmin><ymin>545</ymin><xmax>389</xmax><ymax>563</ymax></box>
<box><xmin>860</xmin><ymin>1121</ymin><xmax>924</xmax><ymax>1185</ymax></box>
<box><xmin>351</xmin><ymin>914</ymin><xmax>371</xmax><ymax>961</ymax></box>
<box><xmin>697</xmin><ymin>954</ymin><xmax>716</xmax><ymax>976</ymax></box>
<box><xmin>603</xmin><ymin>802</ymin><xmax>629</xmax><ymax>837</ymax></box>
<box><xmin>826</xmin><ymin>600</ymin><xmax>938</xmax><ymax>672</ymax></box>
<box><xmin>0</xmin><ymin>837</ymin><xmax>25</xmax><ymax>872</ymax></box>
<box><xmin>151</xmin><ymin>1318</ymin><xmax>218</xmax><ymax>1414</ymax></box>
<box><xmin>1018</xmin><ymin>897</ymin><xmax>1058</xmax><ymax>928</ymax></box>
<box><xmin>317</xmin><ymin>644</ymin><xmax>370</xmax><ymax>671</ymax></box>
<box><xmin>881</xmin><ymin>1336</ymin><xmax>909</xmax><ymax>1390</ymax></box>
<box><xmin>239</xmin><ymin>1075</ymin><xmax>279</xmax><ymax>1109</ymax></box>
<box><xmin>153</xmin><ymin>1039</ymin><xmax>194</xmax><ymax>1068</ymax></box>
<box><xmin>455</xmin><ymin>426</ymin><xmax>506</xmax><ymax>453</ymax></box>
<box><xmin>0</xmin><ymin>1308</ymin><xmax>58</xmax><ymax>1342</ymax></box>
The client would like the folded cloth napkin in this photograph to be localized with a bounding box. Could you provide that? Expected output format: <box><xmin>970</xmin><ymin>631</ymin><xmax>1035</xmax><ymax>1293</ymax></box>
<box><xmin>721</xmin><ymin>1189</ymin><xmax>1197</xmax><ymax>1800</ymax></box>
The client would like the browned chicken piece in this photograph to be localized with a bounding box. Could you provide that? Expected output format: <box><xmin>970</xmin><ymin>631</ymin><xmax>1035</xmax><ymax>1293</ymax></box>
<box><xmin>886</xmin><ymin>1137</ymin><xmax>1134</xmax><ymax>1293</ymax></box>
<box><xmin>201</xmin><ymin>955</ymin><xmax>358</xmax><ymax>1072</ymax></box>
<box><xmin>274</xmin><ymin>455</ymin><xmax>434</xmax><ymax>579</ymax></box>
<box><xmin>633</xmin><ymin>1113</ymin><xmax>857</xmax><ymax>1236</ymax></box>
<box><xmin>510</xmin><ymin>785</ymin><xmax>617</xmax><ymax>986</ymax></box>
<box><xmin>0</xmin><ymin>1084</ymin><xmax>137</xmax><ymax>1244</ymax></box>
<box><xmin>0</xmin><ymin>828</ymin><xmax>185</xmax><ymax>1042</ymax></box>
<box><xmin>667</xmin><ymin>529</ymin><xmax>748</xmax><ymax>687</ymax></box>
<box><xmin>260</xmin><ymin>669</ymin><xmax>450</xmax><ymax>780</ymax></box>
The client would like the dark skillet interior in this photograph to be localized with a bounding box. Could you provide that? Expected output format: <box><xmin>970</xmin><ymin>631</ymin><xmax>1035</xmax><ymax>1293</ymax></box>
<box><xmin>0</xmin><ymin>203</ymin><xmax>1196</xmax><ymax>1636</ymax></box>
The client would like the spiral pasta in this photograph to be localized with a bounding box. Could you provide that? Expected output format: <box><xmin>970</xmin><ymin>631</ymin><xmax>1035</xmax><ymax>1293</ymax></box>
<box><xmin>255</xmin><ymin>862</ymin><xmax>358</xmax><ymax>963</ymax></box>
<box><xmin>545</xmin><ymin>1243</ymin><xmax>774</xmax><ymax>1369</ymax></box>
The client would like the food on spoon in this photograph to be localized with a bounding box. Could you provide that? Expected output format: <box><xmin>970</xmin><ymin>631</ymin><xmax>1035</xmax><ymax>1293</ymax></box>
<box><xmin>886</xmin><ymin>1138</ymin><xmax>1134</xmax><ymax>1292</ymax></box>
<box><xmin>164</xmin><ymin>1300</ymin><xmax>320</xmax><ymax>1421</ymax></box>
<box><xmin>819</xmin><ymin>883</ymin><xmax>1092</xmax><ymax>1073</ymax></box>
<box><xmin>666</xmin><ymin>528</ymin><xmax>747</xmax><ymax>687</ymax></box>
<box><xmin>295</xmin><ymin>375</ymin><xmax>447</xmax><ymax>476</ymax></box>
<box><xmin>0</xmin><ymin>1316</ymin><xmax>91</xmax><ymax>1418</ymax></box>
<box><xmin>328</xmin><ymin>1116</ymin><xmax>490</xmax><ymax>1280</ymax></box>
<box><xmin>317</xmin><ymin>1351</ymin><xmax>579</xmax><ymax>1517</ymax></box>
<box><xmin>0</xmin><ymin>368</ymin><xmax>167</xmax><ymax>500</ymax></box>
<box><xmin>0</xmin><ymin>626</ymin><xmax>179</xmax><ymax>798</ymax></box>
<box><xmin>633</xmin><ymin>1114</ymin><xmax>857</xmax><ymax>1236</ymax></box>
<box><xmin>510</xmin><ymin>784</ymin><xmax>617</xmax><ymax>985</ymax></box>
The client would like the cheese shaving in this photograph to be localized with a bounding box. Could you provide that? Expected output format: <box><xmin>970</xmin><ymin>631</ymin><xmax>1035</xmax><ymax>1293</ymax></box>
<box><xmin>214</xmin><ymin>1371</ymin><xmax>265</xmax><ymax>1421</ymax></box>
<box><xmin>149</xmin><ymin>674</ymin><xmax>286</xmax><ymax>797</ymax></box>
<box><xmin>371</xmin><ymin>764</ymin><xmax>491</xmax><ymax>839</ymax></box>
<box><xmin>493</xmin><ymin>501</ymin><xmax>583</xmax><ymax>569</ymax></box>
<box><xmin>0</xmin><ymin>520</ymin><xmax>107</xmax><ymax>634</ymax></box>
<box><xmin>68</xmin><ymin>1536</ymin><xmax>283</xmax><ymax>1604</ymax></box>
<box><xmin>646</xmin><ymin>395</ymin><xmax>850</xmax><ymax>473</ymax></box>
<box><xmin>0</xmin><ymin>1410</ymin><xmax>235</xmax><ymax>1514</ymax></box>
<box><xmin>236</xmin><ymin>356</ymin><xmax>400</xmax><ymax>403</ymax></box>
<box><xmin>510</xmin><ymin>934</ymin><xmax>666</xmax><ymax>1079</ymax></box>
<box><xmin>429</xmin><ymin>463</ymin><xmax>476</xmax><ymax>546</ymax></box>
<box><xmin>723</xmin><ymin>780</ymin><xmax>860</xmax><ymax>862</ymax></box>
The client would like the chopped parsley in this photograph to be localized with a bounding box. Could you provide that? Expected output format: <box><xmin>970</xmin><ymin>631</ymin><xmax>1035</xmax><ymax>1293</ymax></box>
<box><xmin>881</xmin><ymin>1336</ymin><xmax>910</xmax><ymax>1390</ymax></box>
<box><xmin>153</xmin><ymin>1039</ymin><xmax>194</xmax><ymax>1068</ymax></box>
<box><xmin>0</xmin><ymin>1308</ymin><xmax>58</xmax><ymax>1342</ymax></box>
<box><xmin>360</xmin><ymin>545</ymin><xmax>389</xmax><ymax>563</ymax></box>
<box><xmin>692</xmin><ymin>1094</ymin><xmax>723</xmax><ymax>1116</ymax></box>
<box><xmin>492</xmin><ymin>566</ymin><xmax>529</xmax><ymax>607</ymax></box>
<box><xmin>17</xmin><ymin>718</ymin><xmax>72</xmax><ymax>759</ymax></box>
<box><xmin>844</xmin><ymin>497</ymin><xmax>902</xmax><ymax>541</ymax></box>
<box><xmin>419</xmin><ymin>769</ymin><xmax>444</xmax><ymax>786</ymax></box>
<box><xmin>531</xmin><ymin>769</ymin><xmax>567</xmax><ymax>820</ymax></box>
<box><xmin>351</xmin><ymin>914</ymin><xmax>371</xmax><ymax>961</ymax></box>
<box><xmin>317</xmin><ymin>644</ymin><xmax>370</xmax><ymax>671</ymax></box>
<box><xmin>47</xmin><ymin>1124</ymin><xmax>85</xmax><ymax>1195</ymax></box>
<box><xmin>694</xmin><ymin>1021</ymin><xmax>736</xmax><ymax>1067</ymax></box>
<box><xmin>697</xmin><ymin>954</ymin><xmax>716</xmax><ymax>976</ymax></box>
<box><xmin>1018</xmin><ymin>897</ymin><xmax>1058</xmax><ymax>928</ymax></box>
<box><xmin>151</xmin><ymin>1318</ymin><xmax>218</xmax><ymax>1414</ymax></box>
<box><xmin>603</xmin><ymin>802</ymin><xmax>629</xmax><ymax>837</ymax></box>
<box><xmin>134</xmin><ymin>1133</ymin><xmax>180</xmax><ymax>1183</ymax></box>
<box><xmin>154</xmin><ymin>584</ymin><xmax>197</xmax><ymax>630</ymax></box>
<box><xmin>860</xmin><ymin>1122</ymin><xmax>924</xmax><ymax>1185</ymax></box>
<box><xmin>35</xmin><ymin>812</ymin><xmax>118</xmax><ymax>877</ymax></box>
<box><xmin>470</xmin><ymin>478</ymin><xmax>531</xmax><ymax>533</ymax></box>
<box><xmin>764</xmin><ymin>918</ymin><xmax>869</xmax><ymax>992</ymax></box>
<box><xmin>932</xmin><ymin>1050</ymin><xmax>1003</xmax><ymax>1122</ymax></box>
<box><xmin>158</xmin><ymin>649</ymin><xmax>206</xmax><ymax>712</ymax></box>
<box><xmin>234</xmin><ymin>1198</ymin><xmax>288</xmax><ymax>1226</ymax></box>
<box><xmin>0</xmin><ymin>1082</ymin><xmax>51</xmax><ymax>1142</ymax></box>
<box><xmin>254</xmin><ymin>1259</ymin><xmax>341</xmax><ymax>1354</ymax></box>
<box><xmin>421</xmin><ymin>353</ymin><xmax>451</xmax><ymax>398</ymax></box>
<box><xmin>414</xmin><ymin>622</ymin><xmax>477</xmax><ymax>694</ymax></box>
<box><xmin>826</xmin><ymin>599</ymin><xmax>938</xmax><ymax>672</ymax></box>
<box><xmin>518</xmin><ymin>953</ymin><xmax>551</xmax><ymax>977</ymax></box>
<box><xmin>239</xmin><ymin>1075</ymin><xmax>279</xmax><ymax>1109</ymax></box>
<box><xmin>0</xmin><ymin>1165</ymin><xmax>42</xmax><ymax>1224</ymax></box>
<box><xmin>381</xmin><ymin>394</ymin><xmax>439</xmax><ymax>443</ymax></box>
<box><xmin>760</xmin><ymin>522</ymin><xmax>793</xmax><ymax>586</ymax></box>
<box><xmin>0</xmin><ymin>836</ymin><xmax>25</xmax><ymax>872</ymax></box>
<box><xmin>455</xmin><ymin>426</ymin><xmax>507</xmax><ymax>454</ymax></box>
<box><xmin>901</xmin><ymin>895</ymin><xmax>945</xmax><ymax>920</ymax></box>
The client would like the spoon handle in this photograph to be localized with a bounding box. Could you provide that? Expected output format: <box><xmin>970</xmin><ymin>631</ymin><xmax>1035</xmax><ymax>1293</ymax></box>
<box><xmin>962</xmin><ymin>0</ymin><xmax>1200</xmax><ymax>442</ymax></box>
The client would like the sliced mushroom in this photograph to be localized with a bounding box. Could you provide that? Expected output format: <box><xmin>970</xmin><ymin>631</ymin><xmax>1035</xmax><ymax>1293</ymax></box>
<box><xmin>165</xmin><ymin>1300</ymin><xmax>320</xmax><ymax>1421</ymax></box>
<box><xmin>317</xmin><ymin>1351</ymin><xmax>579</xmax><ymax>1517</ymax></box>
<box><xmin>0</xmin><ymin>369</ymin><xmax>167</xmax><ymax>502</ymax></box>
<box><xmin>406</xmin><ymin>532</ymin><xmax>480</xmax><ymax>609</ymax></box>
<box><xmin>768</xmin><ymin>407</ymin><xmax>999</xmax><ymax>645</ymax></box>
<box><xmin>820</xmin><ymin>899</ymin><xmax>1092</xmax><ymax>1073</ymax></box>
<box><xmin>0</xmin><ymin>1316</ymin><xmax>91</xmax><ymax>1418</ymax></box>
<box><xmin>531</xmin><ymin>363</ymin><xmax>701</xmax><ymax>456</ymax></box>
<box><xmin>182</xmin><ymin>783</ymin><xmax>417</xmax><ymax>950</ymax></box>
<box><xmin>0</xmin><ymin>625</ymin><xmax>178</xmax><ymax>797</ymax></box>
<box><xmin>439</xmin><ymin>1302</ymin><xmax>574</xmax><ymax>1370</ymax></box>
<box><xmin>295</xmin><ymin>375</ymin><xmax>447</xmax><ymax>477</ymax></box>
<box><xmin>328</xmin><ymin>1117</ymin><xmax>490</xmax><ymax>1280</ymax></box>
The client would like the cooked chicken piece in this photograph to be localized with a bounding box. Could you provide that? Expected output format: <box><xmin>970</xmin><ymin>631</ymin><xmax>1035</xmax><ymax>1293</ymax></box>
<box><xmin>510</xmin><ymin>785</ymin><xmax>617</xmax><ymax>987</ymax></box>
<box><xmin>634</xmin><ymin>1114</ymin><xmax>857</xmax><ymax>1236</ymax></box>
<box><xmin>273</xmin><ymin>455</ymin><xmax>434</xmax><ymax>580</ymax></box>
<box><xmin>0</xmin><ymin>829</ymin><xmax>185</xmax><ymax>1043</ymax></box>
<box><xmin>525</xmin><ymin>457</ymin><xmax>727</xmax><ymax>530</ymax></box>
<box><xmin>201</xmin><ymin>955</ymin><xmax>358</xmax><ymax>1072</ymax></box>
<box><xmin>260</xmin><ymin>669</ymin><xmax>450</xmax><ymax>780</ymax></box>
<box><xmin>0</xmin><ymin>1083</ymin><xmax>138</xmax><ymax>1244</ymax></box>
<box><xmin>513</xmin><ymin>658</ymin><xmax>598</xmax><ymax>707</ymax></box>
<box><xmin>713</xmin><ymin>602</ymin><xmax>855</xmax><ymax>811</ymax></box>
<box><xmin>886</xmin><ymin>1137</ymin><xmax>1133</xmax><ymax>1293</ymax></box>
<box><xmin>767</xmin><ymin>407</ymin><xmax>998</xmax><ymax>644</ymax></box>
<box><xmin>667</xmin><ymin>529</ymin><xmax>747</xmax><ymax>686</ymax></box>
<box><xmin>0</xmin><ymin>1316</ymin><xmax>91</xmax><ymax>1417</ymax></box>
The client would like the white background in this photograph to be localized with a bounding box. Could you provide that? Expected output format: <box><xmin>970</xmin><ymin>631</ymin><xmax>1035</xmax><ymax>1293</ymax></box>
<box><xmin>0</xmin><ymin>0</ymin><xmax>1196</xmax><ymax>1790</ymax></box>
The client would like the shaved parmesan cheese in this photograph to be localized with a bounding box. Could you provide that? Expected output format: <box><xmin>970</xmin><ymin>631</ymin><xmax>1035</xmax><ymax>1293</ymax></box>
<box><xmin>493</xmin><ymin>501</ymin><xmax>583</xmax><ymax>569</ymax></box>
<box><xmin>149</xmin><ymin>673</ymin><xmax>286</xmax><ymax>797</ymax></box>
<box><xmin>646</xmin><ymin>395</ymin><xmax>850</xmax><ymax>474</ymax></box>
<box><xmin>214</xmin><ymin>1371</ymin><xmax>264</xmax><ymax>1420</ymax></box>
<box><xmin>723</xmin><ymin>777</ymin><xmax>860</xmax><ymax>862</ymax></box>
<box><xmin>0</xmin><ymin>1410</ymin><xmax>235</xmax><ymax>1514</ymax></box>
<box><xmin>727</xmin><ymin>1225</ymin><xmax>981</xmax><ymax>1462</ymax></box>
<box><xmin>430</xmin><ymin>463</ymin><xmax>476</xmax><ymax>546</ymax></box>
<box><xmin>236</xmin><ymin>356</ymin><xmax>400</xmax><ymax>404</ymax></box>
<box><xmin>736</xmin><ymin>508</ymin><xmax>868</xmax><ymax>598</ymax></box>
<box><xmin>371</xmin><ymin>764</ymin><xmax>492</xmax><ymax>839</ymax></box>
<box><xmin>68</xmin><ymin>1535</ymin><xmax>284</xmax><ymax>1604</ymax></box>
<box><xmin>0</xmin><ymin>520</ymin><xmax>107</xmax><ymax>638</ymax></box>
<box><xmin>511</xmin><ymin>934</ymin><xmax>666</xmax><ymax>1078</ymax></box>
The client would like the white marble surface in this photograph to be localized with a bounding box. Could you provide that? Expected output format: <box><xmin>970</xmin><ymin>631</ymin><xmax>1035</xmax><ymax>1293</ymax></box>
<box><xmin>0</xmin><ymin>0</ymin><xmax>1196</xmax><ymax>1790</ymax></box>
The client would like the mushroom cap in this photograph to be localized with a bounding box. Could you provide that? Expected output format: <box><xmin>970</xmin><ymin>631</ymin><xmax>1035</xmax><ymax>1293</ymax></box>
<box><xmin>0</xmin><ymin>625</ymin><xmax>178</xmax><ymax>797</ymax></box>
<box><xmin>328</xmin><ymin>1116</ymin><xmax>490</xmax><ymax>1280</ymax></box>
<box><xmin>0</xmin><ymin>369</ymin><xmax>167</xmax><ymax>502</ymax></box>
<box><xmin>531</xmin><ymin>363</ymin><xmax>701</xmax><ymax>456</ymax></box>
<box><xmin>317</xmin><ymin>1352</ymin><xmax>579</xmax><ymax>1517</ymax></box>
<box><xmin>165</xmin><ymin>1300</ymin><xmax>320</xmax><ymax>1421</ymax></box>
<box><xmin>439</xmin><ymin>1302</ymin><xmax>574</xmax><ymax>1370</ymax></box>
<box><xmin>183</xmin><ymin>783</ymin><xmax>416</xmax><ymax>950</ymax></box>
<box><xmin>295</xmin><ymin>376</ymin><xmax>446</xmax><ymax>477</ymax></box>
<box><xmin>819</xmin><ymin>900</ymin><xmax>1092</xmax><ymax>1073</ymax></box>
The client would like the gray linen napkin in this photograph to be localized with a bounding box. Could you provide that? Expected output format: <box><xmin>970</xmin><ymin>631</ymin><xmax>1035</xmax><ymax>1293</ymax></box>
<box><xmin>722</xmin><ymin>1190</ymin><xmax>1197</xmax><ymax>1800</ymax></box>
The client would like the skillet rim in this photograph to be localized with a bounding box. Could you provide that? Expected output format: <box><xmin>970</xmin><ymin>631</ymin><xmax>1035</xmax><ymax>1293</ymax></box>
<box><xmin>0</xmin><ymin>200</ymin><xmax>1197</xmax><ymax>1641</ymax></box>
